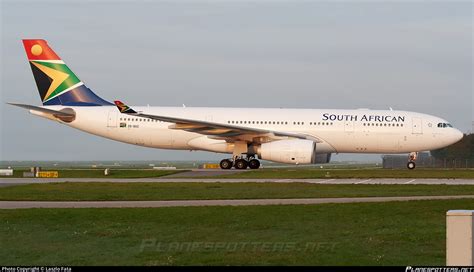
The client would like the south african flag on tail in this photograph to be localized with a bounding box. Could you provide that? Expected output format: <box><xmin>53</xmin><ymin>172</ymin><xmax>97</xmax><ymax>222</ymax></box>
<box><xmin>22</xmin><ymin>39</ymin><xmax>112</xmax><ymax>106</ymax></box>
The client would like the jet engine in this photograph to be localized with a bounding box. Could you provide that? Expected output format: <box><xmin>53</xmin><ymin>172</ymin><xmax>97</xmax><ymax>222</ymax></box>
<box><xmin>257</xmin><ymin>139</ymin><xmax>331</xmax><ymax>164</ymax></box>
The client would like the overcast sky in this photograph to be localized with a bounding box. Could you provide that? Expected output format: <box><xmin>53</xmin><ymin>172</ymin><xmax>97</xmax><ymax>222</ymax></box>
<box><xmin>1</xmin><ymin>1</ymin><xmax>472</xmax><ymax>162</ymax></box>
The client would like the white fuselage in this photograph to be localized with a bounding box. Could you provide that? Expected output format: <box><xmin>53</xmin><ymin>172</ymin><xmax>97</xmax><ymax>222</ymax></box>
<box><xmin>32</xmin><ymin>106</ymin><xmax>463</xmax><ymax>159</ymax></box>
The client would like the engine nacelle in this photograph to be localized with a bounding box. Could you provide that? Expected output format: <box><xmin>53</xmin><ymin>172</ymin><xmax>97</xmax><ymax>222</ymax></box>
<box><xmin>258</xmin><ymin>139</ymin><xmax>319</xmax><ymax>164</ymax></box>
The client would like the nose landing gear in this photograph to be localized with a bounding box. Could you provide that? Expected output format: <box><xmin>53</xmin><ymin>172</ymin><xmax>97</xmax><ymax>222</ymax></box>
<box><xmin>407</xmin><ymin>152</ymin><xmax>418</xmax><ymax>170</ymax></box>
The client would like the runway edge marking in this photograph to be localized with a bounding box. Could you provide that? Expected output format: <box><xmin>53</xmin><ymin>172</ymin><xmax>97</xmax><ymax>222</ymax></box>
<box><xmin>355</xmin><ymin>179</ymin><xmax>372</xmax><ymax>184</ymax></box>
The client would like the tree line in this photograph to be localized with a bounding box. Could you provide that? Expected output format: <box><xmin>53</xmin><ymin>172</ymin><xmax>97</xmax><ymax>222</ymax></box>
<box><xmin>430</xmin><ymin>133</ymin><xmax>474</xmax><ymax>159</ymax></box>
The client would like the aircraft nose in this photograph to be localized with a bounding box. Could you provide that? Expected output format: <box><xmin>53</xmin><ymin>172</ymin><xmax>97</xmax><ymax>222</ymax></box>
<box><xmin>452</xmin><ymin>128</ymin><xmax>464</xmax><ymax>143</ymax></box>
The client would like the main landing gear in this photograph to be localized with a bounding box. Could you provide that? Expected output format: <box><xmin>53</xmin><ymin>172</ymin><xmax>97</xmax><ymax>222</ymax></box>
<box><xmin>219</xmin><ymin>159</ymin><xmax>233</xmax><ymax>170</ymax></box>
<box><xmin>407</xmin><ymin>152</ymin><xmax>418</xmax><ymax>170</ymax></box>
<box><xmin>219</xmin><ymin>156</ymin><xmax>261</xmax><ymax>170</ymax></box>
<box><xmin>220</xmin><ymin>141</ymin><xmax>261</xmax><ymax>170</ymax></box>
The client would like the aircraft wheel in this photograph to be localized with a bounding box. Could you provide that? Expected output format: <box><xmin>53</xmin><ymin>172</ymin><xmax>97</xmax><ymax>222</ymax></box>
<box><xmin>407</xmin><ymin>161</ymin><xmax>416</xmax><ymax>170</ymax></box>
<box><xmin>248</xmin><ymin>159</ymin><xmax>261</xmax><ymax>169</ymax></box>
<box><xmin>234</xmin><ymin>159</ymin><xmax>248</xmax><ymax>170</ymax></box>
<box><xmin>220</xmin><ymin>159</ymin><xmax>233</xmax><ymax>170</ymax></box>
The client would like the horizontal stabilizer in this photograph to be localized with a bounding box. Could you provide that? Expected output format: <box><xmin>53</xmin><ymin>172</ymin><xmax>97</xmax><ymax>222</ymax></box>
<box><xmin>8</xmin><ymin>103</ymin><xmax>76</xmax><ymax>122</ymax></box>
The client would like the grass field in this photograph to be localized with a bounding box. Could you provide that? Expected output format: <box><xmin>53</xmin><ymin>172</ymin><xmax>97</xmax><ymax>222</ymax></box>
<box><xmin>3</xmin><ymin>169</ymin><xmax>184</xmax><ymax>178</ymax></box>
<box><xmin>1</xmin><ymin>199</ymin><xmax>472</xmax><ymax>265</ymax></box>
<box><xmin>1</xmin><ymin>168</ymin><xmax>473</xmax><ymax>179</ymax></box>
<box><xmin>202</xmin><ymin>169</ymin><xmax>474</xmax><ymax>179</ymax></box>
<box><xmin>0</xmin><ymin>183</ymin><xmax>473</xmax><ymax>201</ymax></box>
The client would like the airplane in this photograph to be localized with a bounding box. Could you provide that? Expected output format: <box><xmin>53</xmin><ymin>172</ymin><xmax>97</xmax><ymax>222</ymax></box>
<box><xmin>9</xmin><ymin>39</ymin><xmax>464</xmax><ymax>170</ymax></box>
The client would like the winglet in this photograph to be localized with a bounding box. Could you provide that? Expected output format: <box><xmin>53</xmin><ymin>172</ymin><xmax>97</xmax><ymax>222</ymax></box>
<box><xmin>114</xmin><ymin>100</ymin><xmax>137</xmax><ymax>114</ymax></box>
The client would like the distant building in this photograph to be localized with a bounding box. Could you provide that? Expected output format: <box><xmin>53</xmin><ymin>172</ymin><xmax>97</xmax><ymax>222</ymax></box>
<box><xmin>0</xmin><ymin>169</ymin><xmax>13</xmax><ymax>176</ymax></box>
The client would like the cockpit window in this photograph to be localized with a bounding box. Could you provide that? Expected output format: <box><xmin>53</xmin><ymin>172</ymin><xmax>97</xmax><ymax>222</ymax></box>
<box><xmin>437</xmin><ymin>123</ymin><xmax>453</xmax><ymax>128</ymax></box>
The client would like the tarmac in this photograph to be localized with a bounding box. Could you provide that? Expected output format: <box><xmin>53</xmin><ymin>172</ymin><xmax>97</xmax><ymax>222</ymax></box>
<box><xmin>1</xmin><ymin>178</ymin><xmax>474</xmax><ymax>185</ymax></box>
<box><xmin>1</xmin><ymin>195</ymin><xmax>473</xmax><ymax>209</ymax></box>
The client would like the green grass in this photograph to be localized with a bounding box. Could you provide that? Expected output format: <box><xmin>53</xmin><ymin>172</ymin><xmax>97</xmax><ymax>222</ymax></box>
<box><xmin>1</xmin><ymin>199</ymin><xmax>472</xmax><ymax>265</ymax></box>
<box><xmin>205</xmin><ymin>169</ymin><xmax>474</xmax><ymax>179</ymax></box>
<box><xmin>3</xmin><ymin>169</ymin><xmax>185</xmax><ymax>178</ymax></box>
<box><xmin>3</xmin><ymin>168</ymin><xmax>473</xmax><ymax>179</ymax></box>
<box><xmin>0</xmin><ymin>183</ymin><xmax>473</xmax><ymax>201</ymax></box>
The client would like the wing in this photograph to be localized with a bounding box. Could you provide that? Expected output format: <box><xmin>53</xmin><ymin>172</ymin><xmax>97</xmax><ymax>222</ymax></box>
<box><xmin>114</xmin><ymin>100</ymin><xmax>321</xmax><ymax>143</ymax></box>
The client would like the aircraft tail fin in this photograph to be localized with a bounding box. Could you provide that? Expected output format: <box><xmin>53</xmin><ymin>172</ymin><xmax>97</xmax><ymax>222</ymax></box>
<box><xmin>22</xmin><ymin>39</ymin><xmax>112</xmax><ymax>106</ymax></box>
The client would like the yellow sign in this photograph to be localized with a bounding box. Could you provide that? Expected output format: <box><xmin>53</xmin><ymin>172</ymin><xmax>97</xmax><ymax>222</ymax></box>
<box><xmin>201</xmin><ymin>164</ymin><xmax>220</xmax><ymax>169</ymax></box>
<box><xmin>37</xmin><ymin>171</ymin><xmax>59</xmax><ymax>178</ymax></box>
